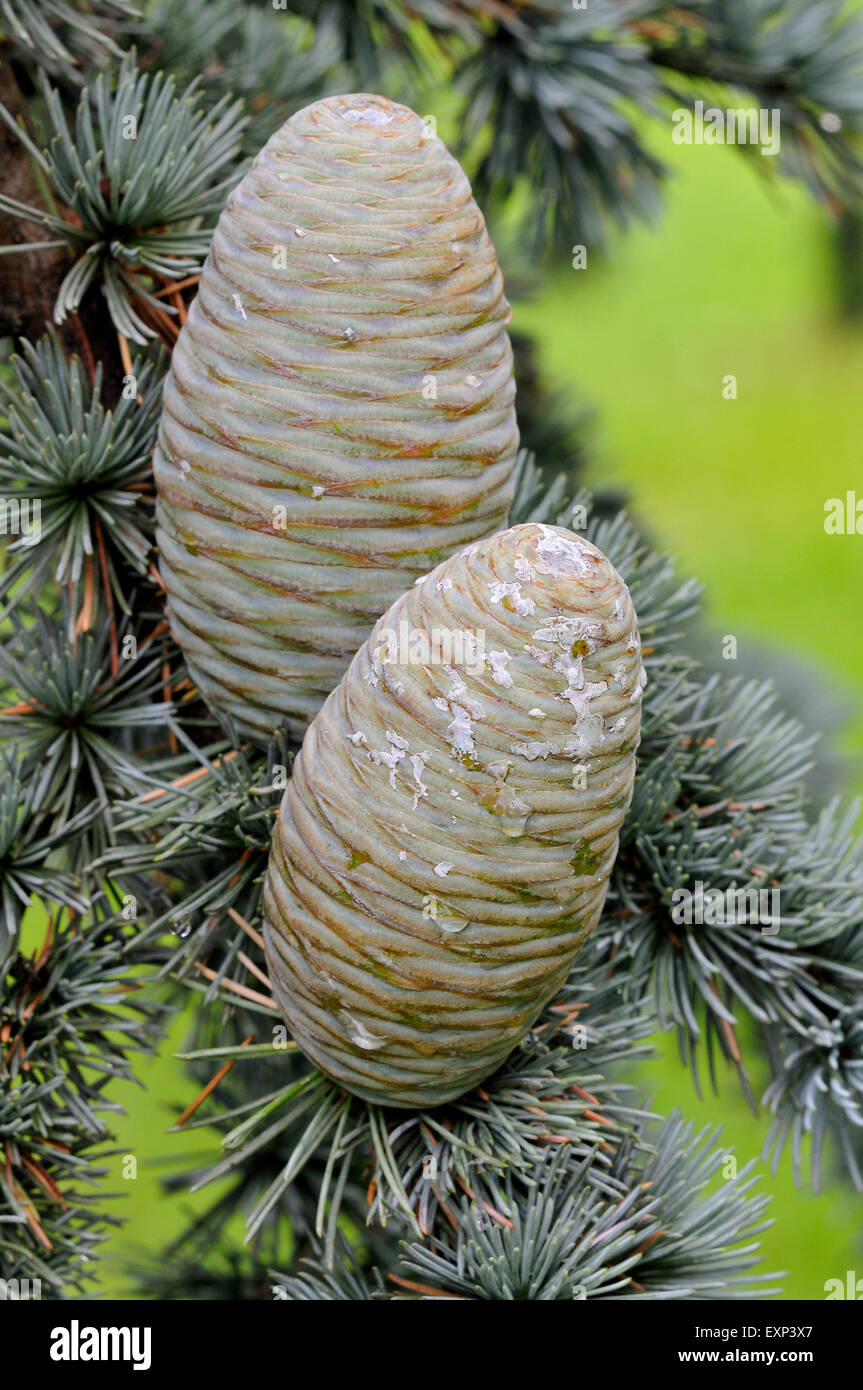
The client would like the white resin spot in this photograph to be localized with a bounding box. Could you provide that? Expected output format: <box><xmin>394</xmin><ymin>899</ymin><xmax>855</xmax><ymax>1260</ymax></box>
<box><xmin>410</xmin><ymin>752</ymin><xmax>430</xmax><ymax>808</ymax></box>
<box><xmin>447</xmin><ymin>703</ymin><xmax>475</xmax><ymax>756</ymax></box>
<box><xmin>342</xmin><ymin>1012</ymin><xmax>387</xmax><ymax>1050</ymax></box>
<box><xmin>489</xmin><ymin>581</ymin><xmax>535</xmax><ymax>617</ymax></box>
<box><xmin>533</xmin><ymin>524</ymin><xmax>595</xmax><ymax>579</ymax></box>
<box><xmin>445</xmin><ymin>669</ymin><xmax>485</xmax><ymax>719</ymax></box>
<box><xmin>511</xmin><ymin>740</ymin><xmax>554</xmax><ymax>761</ymax></box>
<box><xmin>485</xmin><ymin>759</ymin><xmax>511</xmax><ymax>779</ymax></box>
<box><xmin>486</xmin><ymin>650</ymin><xmax>514</xmax><ymax>688</ymax></box>
<box><xmin>340</xmin><ymin>106</ymin><xmax>394</xmax><ymax>126</ymax></box>
<box><xmin>368</xmin><ymin>729</ymin><xmax>409</xmax><ymax>788</ymax></box>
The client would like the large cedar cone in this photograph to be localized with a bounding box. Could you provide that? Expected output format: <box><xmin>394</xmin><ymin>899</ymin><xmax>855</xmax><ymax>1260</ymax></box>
<box><xmin>154</xmin><ymin>93</ymin><xmax>519</xmax><ymax>742</ymax></box>
<box><xmin>263</xmin><ymin>522</ymin><xmax>644</xmax><ymax>1107</ymax></box>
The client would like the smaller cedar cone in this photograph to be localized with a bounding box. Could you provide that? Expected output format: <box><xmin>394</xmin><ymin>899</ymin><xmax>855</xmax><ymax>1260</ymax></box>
<box><xmin>263</xmin><ymin>521</ymin><xmax>645</xmax><ymax>1108</ymax></box>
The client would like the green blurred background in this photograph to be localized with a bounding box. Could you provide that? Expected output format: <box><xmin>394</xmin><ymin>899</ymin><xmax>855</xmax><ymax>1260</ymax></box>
<box><xmin>100</xmin><ymin>135</ymin><xmax>863</xmax><ymax>1299</ymax></box>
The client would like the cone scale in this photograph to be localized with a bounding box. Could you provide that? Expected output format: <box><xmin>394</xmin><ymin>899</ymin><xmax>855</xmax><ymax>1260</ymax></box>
<box><xmin>263</xmin><ymin>522</ymin><xmax>644</xmax><ymax>1107</ymax></box>
<box><xmin>154</xmin><ymin>93</ymin><xmax>519</xmax><ymax>742</ymax></box>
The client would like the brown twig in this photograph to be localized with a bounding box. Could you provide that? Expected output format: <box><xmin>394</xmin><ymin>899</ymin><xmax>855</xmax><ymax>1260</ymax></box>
<box><xmin>161</xmin><ymin>657</ymin><xmax>179</xmax><ymax>756</ymax></box>
<box><xmin>192</xmin><ymin>960</ymin><xmax>277</xmax><ymax>1010</ymax></box>
<box><xmin>94</xmin><ymin>518</ymin><xmax>119</xmax><ymax>677</ymax></box>
<box><xmin>387</xmin><ymin>1274</ymin><xmax>465</xmax><ymax>1298</ymax></box>
<box><xmin>139</xmin><ymin>748</ymin><xmax>242</xmax><ymax>803</ymax></box>
<box><xmin>19</xmin><ymin>1152</ymin><xmax>66</xmax><ymax>1208</ymax></box>
<box><xmin>236</xmin><ymin>949</ymin><xmax>271</xmax><ymax>992</ymax></box>
<box><xmin>174</xmin><ymin>1033</ymin><xmax>255</xmax><ymax>1126</ymax></box>
<box><xmin>71</xmin><ymin>314</ymin><xmax>97</xmax><ymax>384</ymax></box>
<box><xmin>116</xmin><ymin>330</ymin><xmax>143</xmax><ymax>402</ymax></box>
<box><xmin>74</xmin><ymin>555</ymin><xmax>95</xmax><ymax>633</ymax></box>
<box><xmin>153</xmin><ymin>274</ymin><xmax>201</xmax><ymax>298</ymax></box>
